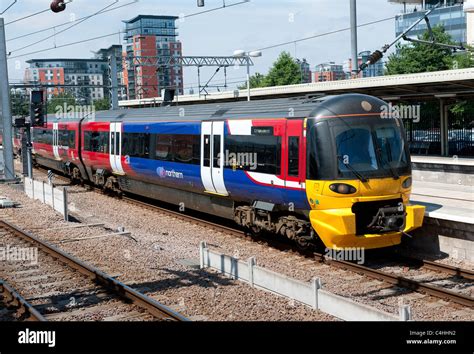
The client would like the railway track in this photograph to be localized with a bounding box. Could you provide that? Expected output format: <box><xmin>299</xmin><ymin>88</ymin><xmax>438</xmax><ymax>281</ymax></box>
<box><xmin>0</xmin><ymin>220</ymin><xmax>188</xmax><ymax>322</ymax></box>
<box><xmin>119</xmin><ymin>197</ymin><xmax>474</xmax><ymax>309</ymax></box>
<box><xmin>0</xmin><ymin>279</ymin><xmax>46</xmax><ymax>321</ymax></box>
<box><xmin>32</xmin><ymin>168</ymin><xmax>474</xmax><ymax>308</ymax></box>
<box><xmin>116</xmin><ymin>191</ymin><xmax>474</xmax><ymax>308</ymax></box>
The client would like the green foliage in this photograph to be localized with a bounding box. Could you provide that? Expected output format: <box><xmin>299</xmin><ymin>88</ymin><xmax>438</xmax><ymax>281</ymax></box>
<box><xmin>386</xmin><ymin>26</ymin><xmax>455</xmax><ymax>75</ymax></box>
<box><xmin>385</xmin><ymin>25</ymin><xmax>474</xmax><ymax>118</ymax></box>
<box><xmin>238</xmin><ymin>72</ymin><xmax>266</xmax><ymax>90</ymax></box>
<box><xmin>264</xmin><ymin>52</ymin><xmax>302</xmax><ymax>87</ymax></box>
<box><xmin>47</xmin><ymin>93</ymin><xmax>77</xmax><ymax>114</ymax></box>
<box><xmin>10</xmin><ymin>91</ymin><xmax>29</xmax><ymax>117</ymax></box>
<box><xmin>238</xmin><ymin>52</ymin><xmax>303</xmax><ymax>89</ymax></box>
<box><xmin>451</xmin><ymin>47</ymin><xmax>474</xmax><ymax>69</ymax></box>
<box><xmin>93</xmin><ymin>98</ymin><xmax>111</xmax><ymax>111</ymax></box>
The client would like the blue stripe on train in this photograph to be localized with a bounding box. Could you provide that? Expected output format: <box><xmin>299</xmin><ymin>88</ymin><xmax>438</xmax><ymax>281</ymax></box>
<box><xmin>123</xmin><ymin>122</ymin><xmax>201</xmax><ymax>135</ymax></box>
<box><xmin>126</xmin><ymin>157</ymin><xmax>309</xmax><ymax>210</ymax></box>
<box><xmin>127</xmin><ymin>158</ymin><xmax>204</xmax><ymax>190</ymax></box>
<box><xmin>223</xmin><ymin>169</ymin><xmax>309</xmax><ymax>210</ymax></box>
<box><xmin>123</xmin><ymin>121</ymin><xmax>309</xmax><ymax>210</ymax></box>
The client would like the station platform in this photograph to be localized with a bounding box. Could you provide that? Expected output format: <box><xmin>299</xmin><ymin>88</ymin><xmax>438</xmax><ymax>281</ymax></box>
<box><xmin>411</xmin><ymin>155</ymin><xmax>474</xmax><ymax>166</ymax></box>
<box><xmin>411</xmin><ymin>181</ymin><xmax>473</xmax><ymax>224</ymax></box>
<box><xmin>411</xmin><ymin>155</ymin><xmax>474</xmax><ymax>186</ymax></box>
<box><xmin>407</xmin><ymin>157</ymin><xmax>473</xmax><ymax>262</ymax></box>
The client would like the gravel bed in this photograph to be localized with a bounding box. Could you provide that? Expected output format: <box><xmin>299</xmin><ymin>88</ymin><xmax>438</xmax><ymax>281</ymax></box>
<box><xmin>0</xmin><ymin>180</ymin><xmax>335</xmax><ymax>321</ymax></box>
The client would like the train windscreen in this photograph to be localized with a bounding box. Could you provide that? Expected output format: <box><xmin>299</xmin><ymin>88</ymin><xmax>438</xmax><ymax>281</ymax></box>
<box><xmin>308</xmin><ymin>116</ymin><xmax>411</xmax><ymax>181</ymax></box>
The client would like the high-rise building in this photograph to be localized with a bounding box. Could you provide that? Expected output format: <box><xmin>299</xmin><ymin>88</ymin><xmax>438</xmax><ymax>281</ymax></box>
<box><xmin>389</xmin><ymin>0</ymin><xmax>466</xmax><ymax>44</ymax></box>
<box><xmin>24</xmin><ymin>59</ymin><xmax>108</xmax><ymax>104</ymax></box>
<box><xmin>343</xmin><ymin>51</ymin><xmax>385</xmax><ymax>78</ymax></box>
<box><xmin>313</xmin><ymin>62</ymin><xmax>346</xmax><ymax>82</ymax></box>
<box><xmin>123</xmin><ymin>15</ymin><xmax>184</xmax><ymax>100</ymax></box>
<box><xmin>465</xmin><ymin>0</ymin><xmax>474</xmax><ymax>45</ymax></box>
<box><xmin>95</xmin><ymin>45</ymin><xmax>127</xmax><ymax>101</ymax></box>
<box><xmin>296</xmin><ymin>58</ymin><xmax>312</xmax><ymax>83</ymax></box>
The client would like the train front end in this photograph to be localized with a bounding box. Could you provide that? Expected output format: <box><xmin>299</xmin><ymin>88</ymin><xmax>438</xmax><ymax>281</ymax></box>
<box><xmin>305</xmin><ymin>94</ymin><xmax>425</xmax><ymax>250</ymax></box>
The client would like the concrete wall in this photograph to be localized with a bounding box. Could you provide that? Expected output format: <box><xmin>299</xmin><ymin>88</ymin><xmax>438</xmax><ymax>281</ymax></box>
<box><xmin>404</xmin><ymin>217</ymin><xmax>474</xmax><ymax>262</ymax></box>
<box><xmin>412</xmin><ymin>169</ymin><xmax>473</xmax><ymax>186</ymax></box>
<box><xmin>24</xmin><ymin>177</ymin><xmax>68</xmax><ymax>219</ymax></box>
<box><xmin>412</xmin><ymin>161</ymin><xmax>474</xmax><ymax>186</ymax></box>
<box><xmin>200</xmin><ymin>242</ymin><xmax>410</xmax><ymax>321</ymax></box>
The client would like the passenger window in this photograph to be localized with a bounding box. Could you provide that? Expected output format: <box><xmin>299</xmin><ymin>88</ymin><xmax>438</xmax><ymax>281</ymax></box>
<box><xmin>204</xmin><ymin>135</ymin><xmax>211</xmax><ymax>167</ymax></box>
<box><xmin>213</xmin><ymin>135</ymin><xmax>221</xmax><ymax>168</ymax></box>
<box><xmin>288</xmin><ymin>137</ymin><xmax>299</xmax><ymax>177</ymax></box>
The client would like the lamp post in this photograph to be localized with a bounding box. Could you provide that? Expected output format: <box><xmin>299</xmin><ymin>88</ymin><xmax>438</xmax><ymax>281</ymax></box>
<box><xmin>233</xmin><ymin>50</ymin><xmax>262</xmax><ymax>101</ymax></box>
<box><xmin>350</xmin><ymin>0</ymin><xmax>358</xmax><ymax>76</ymax></box>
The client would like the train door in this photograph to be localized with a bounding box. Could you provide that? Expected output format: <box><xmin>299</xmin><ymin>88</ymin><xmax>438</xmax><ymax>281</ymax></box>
<box><xmin>201</xmin><ymin>121</ymin><xmax>228</xmax><ymax>196</ymax></box>
<box><xmin>109</xmin><ymin>122</ymin><xmax>125</xmax><ymax>175</ymax></box>
<box><xmin>284</xmin><ymin>119</ymin><xmax>306</xmax><ymax>189</ymax></box>
<box><xmin>52</xmin><ymin>123</ymin><xmax>60</xmax><ymax>160</ymax></box>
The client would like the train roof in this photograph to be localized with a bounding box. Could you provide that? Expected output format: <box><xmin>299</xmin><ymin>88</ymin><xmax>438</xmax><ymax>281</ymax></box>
<box><xmin>48</xmin><ymin>95</ymin><xmax>333</xmax><ymax>123</ymax></box>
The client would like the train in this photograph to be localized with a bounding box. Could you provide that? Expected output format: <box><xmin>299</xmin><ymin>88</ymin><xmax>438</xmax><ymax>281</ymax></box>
<box><xmin>16</xmin><ymin>93</ymin><xmax>425</xmax><ymax>250</ymax></box>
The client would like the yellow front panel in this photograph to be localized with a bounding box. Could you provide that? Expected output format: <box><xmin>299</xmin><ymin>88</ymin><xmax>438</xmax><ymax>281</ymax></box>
<box><xmin>306</xmin><ymin>177</ymin><xmax>425</xmax><ymax>249</ymax></box>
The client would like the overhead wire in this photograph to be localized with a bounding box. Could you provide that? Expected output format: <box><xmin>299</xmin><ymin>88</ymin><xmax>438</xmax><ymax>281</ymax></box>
<box><xmin>10</xmin><ymin>1</ymin><xmax>121</xmax><ymax>55</ymax></box>
<box><xmin>8</xmin><ymin>32</ymin><xmax>124</xmax><ymax>59</ymax></box>
<box><xmin>255</xmin><ymin>16</ymin><xmax>395</xmax><ymax>52</ymax></box>
<box><xmin>6</xmin><ymin>0</ymin><xmax>138</xmax><ymax>42</ymax></box>
<box><xmin>5</xmin><ymin>0</ymin><xmax>73</xmax><ymax>25</ymax></box>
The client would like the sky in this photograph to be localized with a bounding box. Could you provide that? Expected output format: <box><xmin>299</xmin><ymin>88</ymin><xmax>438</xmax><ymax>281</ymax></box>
<box><xmin>0</xmin><ymin>0</ymin><xmax>407</xmax><ymax>93</ymax></box>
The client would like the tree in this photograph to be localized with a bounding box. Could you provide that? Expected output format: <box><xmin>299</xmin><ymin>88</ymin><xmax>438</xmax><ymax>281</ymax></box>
<box><xmin>237</xmin><ymin>52</ymin><xmax>303</xmax><ymax>90</ymax></box>
<box><xmin>238</xmin><ymin>72</ymin><xmax>267</xmax><ymax>90</ymax></box>
<box><xmin>93</xmin><ymin>98</ymin><xmax>111</xmax><ymax>111</ymax></box>
<box><xmin>386</xmin><ymin>25</ymin><xmax>474</xmax><ymax>122</ymax></box>
<box><xmin>386</xmin><ymin>26</ymin><xmax>455</xmax><ymax>75</ymax></box>
<box><xmin>264</xmin><ymin>52</ymin><xmax>302</xmax><ymax>87</ymax></box>
<box><xmin>47</xmin><ymin>93</ymin><xmax>77</xmax><ymax>114</ymax></box>
<box><xmin>451</xmin><ymin>46</ymin><xmax>474</xmax><ymax>69</ymax></box>
<box><xmin>10</xmin><ymin>91</ymin><xmax>29</xmax><ymax>117</ymax></box>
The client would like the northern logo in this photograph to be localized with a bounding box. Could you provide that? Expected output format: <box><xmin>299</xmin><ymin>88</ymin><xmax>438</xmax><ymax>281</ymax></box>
<box><xmin>156</xmin><ymin>167</ymin><xmax>184</xmax><ymax>179</ymax></box>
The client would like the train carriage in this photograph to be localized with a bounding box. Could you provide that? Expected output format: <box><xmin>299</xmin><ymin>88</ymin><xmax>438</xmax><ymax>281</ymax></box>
<box><xmin>30</xmin><ymin>93</ymin><xmax>425</xmax><ymax>250</ymax></box>
<box><xmin>32</xmin><ymin>121</ymin><xmax>84</xmax><ymax>181</ymax></box>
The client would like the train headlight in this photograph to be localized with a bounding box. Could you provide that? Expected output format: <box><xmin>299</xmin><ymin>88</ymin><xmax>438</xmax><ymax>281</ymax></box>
<box><xmin>329</xmin><ymin>183</ymin><xmax>357</xmax><ymax>195</ymax></box>
<box><xmin>402</xmin><ymin>177</ymin><xmax>412</xmax><ymax>189</ymax></box>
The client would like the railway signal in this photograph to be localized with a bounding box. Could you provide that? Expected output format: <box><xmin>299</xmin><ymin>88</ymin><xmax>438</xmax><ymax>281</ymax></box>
<box><xmin>30</xmin><ymin>90</ymin><xmax>46</xmax><ymax>127</ymax></box>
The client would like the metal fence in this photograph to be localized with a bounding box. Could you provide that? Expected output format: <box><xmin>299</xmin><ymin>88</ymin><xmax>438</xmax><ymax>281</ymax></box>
<box><xmin>404</xmin><ymin>102</ymin><xmax>474</xmax><ymax>157</ymax></box>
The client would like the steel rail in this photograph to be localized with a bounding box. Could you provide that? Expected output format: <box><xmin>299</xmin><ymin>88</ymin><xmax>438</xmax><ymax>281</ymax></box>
<box><xmin>395</xmin><ymin>255</ymin><xmax>474</xmax><ymax>281</ymax></box>
<box><xmin>119</xmin><ymin>194</ymin><xmax>474</xmax><ymax>308</ymax></box>
<box><xmin>316</xmin><ymin>254</ymin><xmax>474</xmax><ymax>308</ymax></box>
<box><xmin>0</xmin><ymin>220</ymin><xmax>188</xmax><ymax>321</ymax></box>
<box><xmin>0</xmin><ymin>280</ymin><xmax>47</xmax><ymax>321</ymax></box>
